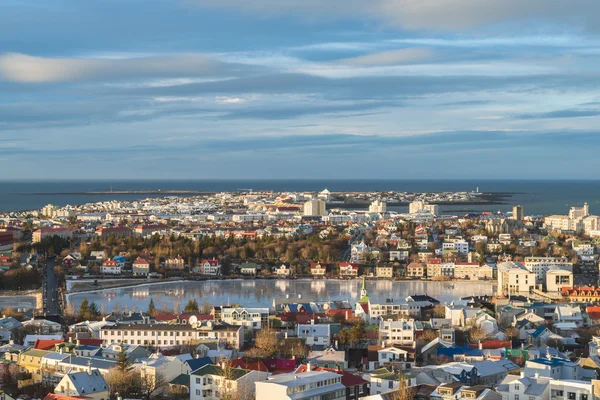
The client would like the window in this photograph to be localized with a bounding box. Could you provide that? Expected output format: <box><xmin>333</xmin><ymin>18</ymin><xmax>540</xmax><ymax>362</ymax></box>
<box><xmin>195</xmin><ymin>389</ymin><xmax>200</xmax><ymax>395</ymax></box>
<box><xmin>389</xmin><ymin>381</ymin><xmax>393</xmax><ymax>389</ymax></box>
<box><xmin>568</xmin><ymin>393</ymin><xmax>576</xmax><ymax>400</ymax></box>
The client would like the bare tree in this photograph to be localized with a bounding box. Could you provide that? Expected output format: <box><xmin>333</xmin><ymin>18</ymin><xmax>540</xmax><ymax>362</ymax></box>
<box><xmin>432</xmin><ymin>304</ymin><xmax>446</xmax><ymax>318</ymax></box>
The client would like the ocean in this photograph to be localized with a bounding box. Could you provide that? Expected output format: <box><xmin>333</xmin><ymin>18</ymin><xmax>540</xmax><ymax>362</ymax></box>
<box><xmin>0</xmin><ymin>179</ymin><xmax>599</xmax><ymax>215</ymax></box>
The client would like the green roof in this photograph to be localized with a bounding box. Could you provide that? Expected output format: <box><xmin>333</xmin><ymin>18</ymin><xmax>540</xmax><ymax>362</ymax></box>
<box><xmin>191</xmin><ymin>364</ymin><xmax>250</xmax><ymax>381</ymax></box>
<box><xmin>170</xmin><ymin>374</ymin><xmax>190</xmax><ymax>386</ymax></box>
<box><xmin>21</xmin><ymin>349</ymin><xmax>51</xmax><ymax>358</ymax></box>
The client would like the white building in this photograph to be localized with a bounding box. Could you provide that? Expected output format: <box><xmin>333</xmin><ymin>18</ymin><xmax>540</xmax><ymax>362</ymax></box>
<box><xmin>304</xmin><ymin>199</ymin><xmax>327</xmax><ymax>217</ymax></box>
<box><xmin>545</xmin><ymin>203</ymin><xmax>600</xmax><ymax>235</ymax></box>
<box><xmin>255</xmin><ymin>370</ymin><xmax>345</xmax><ymax>400</ymax></box>
<box><xmin>190</xmin><ymin>364</ymin><xmax>264</xmax><ymax>400</ymax></box>
<box><xmin>409</xmin><ymin>201</ymin><xmax>439</xmax><ymax>216</ymax></box>
<box><xmin>524</xmin><ymin>257</ymin><xmax>573</xmax><ymax>283</ymax></box>
<box><xmin>378</xmin><ymin>319</ymin><xmax>416</xmax><ymax>347</ymax></box>
<box><xmin>221</xmin><ymin>307</ymin><xmax>269</xmax><ymax>330</ymax></box>
<box><xmin>497</xmin><ymin>261</ymin><xmax>535</xmax><ymax>296</ymax></box>
<box><xmin>297</xmin><ymin>323</ymin><xmax>331</xmax><ymax>347</ymax></box>
<box><xmin>369</xmin><ymin>200</ymin><xmax>387</xmax><ymax>213</ymax></box>
<box><xmin>54</xmin><ymin>370</ymin><xmax>109</xmax><ymax>400</ymax></box>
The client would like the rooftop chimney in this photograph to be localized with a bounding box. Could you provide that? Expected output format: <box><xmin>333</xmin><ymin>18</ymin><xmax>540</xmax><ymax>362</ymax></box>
<box><xmin>307</xmin><ymin>362</ymin><xmax>311</xmax><ymax>372</ymax></box>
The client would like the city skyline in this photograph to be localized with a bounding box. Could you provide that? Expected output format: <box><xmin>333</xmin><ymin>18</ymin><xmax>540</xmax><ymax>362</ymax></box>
<box><xmin>2</xmin><ymin>1</ymin><xmax>600</xmax><ymax>179</ymax></box>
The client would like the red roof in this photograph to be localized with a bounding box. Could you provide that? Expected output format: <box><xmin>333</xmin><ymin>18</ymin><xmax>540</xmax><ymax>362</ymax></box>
<box><xmin>427</xmin><ymin>258</ymin><xmax>442</xmax><ymax>264</ymax></box>
<box><xmin>228</xmin><ymin>358</ymin><xmax>269</xmax><ymax>372</ymax></box>
<box><xmin>77</xmin><ymin>338</ymin><xmax>104</xmax><ymax>346</ymax></box>
<box><xmin>467</xmin><ymin>340</ymin><xmax>511</xmax><ymax>349</ymax></box>
<box><xmin>35</xmin><ymin>227</ymin><xmax>70</xmax><ymax>233</ymax></box>
<box><xmin>34</xmin><ymin>338</ymin><xmax>64</xmax><ymax>350</ymax></box>
<box><xmin>339</xmin><ymin>262</ymin><xmax>359</xmax><ymax>270</ymax></box>
<box><xmin>102</xmin><ymin>259</ymin><xmax>118</xmax><ymax>266</ymax></box>
<box><xmin>133</xmin><ymin>257</ymin><xmax>150</xmax><ymax>265</ymax></box>
<box><xmin>588</xmin><ymin>306</ymin><xmax>600</xmax><ymax>320</ymax></box>
<box><xmin>407</xmin><ymin>262</ymin><xmax>424</xmax><ymax>269</ymax></box>
<box><xmin>44</xmin><ymin>395</ymin><xmax>91</xmax><ymax>400</ymax></box>
<box><xmin>202</xmin><ymin>259</ymin><xmax>220</xmax><ymax>266</ymax></box>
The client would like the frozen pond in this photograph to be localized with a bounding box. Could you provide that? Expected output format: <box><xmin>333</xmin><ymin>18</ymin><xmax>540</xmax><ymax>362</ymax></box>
<box><xmin>68</xmin><ymin>279</ymin><xmax>495</xmax><ymax>313</ymax></box>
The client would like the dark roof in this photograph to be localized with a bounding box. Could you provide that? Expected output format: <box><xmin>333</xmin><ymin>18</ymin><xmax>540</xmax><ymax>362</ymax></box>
<box><xmin>191</xmin><ymin>364</ymin><xmax>250</xmax><ymax>380</ymax></box>
<box><xmin>185</xmin><ymin>357</ymin><xmax>213</xmax><ymax>372</ymax></box>
<box><xmin>170</xmin><ymin>374</ymin><xmax>190</xmax><ymax>386</ymax></box>
<box><xmin>102</xmin><ymin>323</ymin><xmax>239</xmax><ymax>332</ymax></box>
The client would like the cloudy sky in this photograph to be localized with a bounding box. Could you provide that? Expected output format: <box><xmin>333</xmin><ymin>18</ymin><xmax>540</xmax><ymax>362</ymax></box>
<box><xmin>2</xmin><ymin>0</ymin><xmax>600</xmax><ymax>179</ymax></box>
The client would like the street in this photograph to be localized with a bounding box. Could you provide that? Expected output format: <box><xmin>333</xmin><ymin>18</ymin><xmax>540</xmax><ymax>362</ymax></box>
<box><xmin>43</xmin><ymin>259</ymin><xmax>60</xmax><ymax>316</ymax></box>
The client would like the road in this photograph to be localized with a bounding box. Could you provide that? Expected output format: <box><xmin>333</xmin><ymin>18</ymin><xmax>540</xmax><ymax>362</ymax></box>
<box><xmin>43</xmin><ymin>259</ymin><xmax>60</xmax><ymax>316</ymax></box>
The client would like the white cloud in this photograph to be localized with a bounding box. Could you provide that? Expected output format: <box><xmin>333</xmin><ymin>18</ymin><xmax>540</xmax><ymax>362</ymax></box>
<box><xmin>0</xmin><ymin>53</ymin><xmax>251</xmax><ymax>83</ymax></box>
<box><xmin>337</xmin><ymin>48</ymin><xmax>434</xmax><ymax>66</ymax></box>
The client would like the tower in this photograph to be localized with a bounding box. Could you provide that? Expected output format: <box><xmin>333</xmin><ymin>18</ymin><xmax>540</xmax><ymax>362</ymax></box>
<box><xmin>512</xmin><ymin>205</ymin><xmax>524</xmax><ymax>221</ymax></box>
<box><xmin>359</xmin><ymin>276</ymin><xmax>369</xmax><ymax>303</ymax></box>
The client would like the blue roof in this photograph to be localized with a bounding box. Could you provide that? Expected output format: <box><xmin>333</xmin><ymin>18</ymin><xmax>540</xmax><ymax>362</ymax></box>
<box><xmin>529</xmin><ymin>357</ymin><xmax>568</xmax><ymax>367</ymax></box>
<box><xmin>437</xmin><ymin>346</ymin><xmax>483</xmax><ymax>358</ymax></box>
<box><xmin>531</xmin><ymin>326</ymin><xmax>548</xmax><ymax>339</ymax></box>
<box><xmin>185</xmin><ymin>357</ymin><xmax>213</xmax><ymax>372</ymax></box>
<box><xmin>76</xmin><ymin>345</ymin><xmax>100</xmax><ymax>351</ymax></box>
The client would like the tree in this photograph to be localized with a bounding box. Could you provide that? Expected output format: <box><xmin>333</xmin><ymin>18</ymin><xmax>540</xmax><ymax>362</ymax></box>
<box><xmin>147</xmin><ymin>298</ymin><xmax>157</xmax><ymax>317</ymax></box>
<box><xmin>348</xmin><ymin>320</ymin><xmax>366</xmax><ymax>345</ymax></box>
<box><xmin>432</xmin><ymin>304</ymin><xmax>446</xmax><ymax>318</ymax></box>
<box><xmin>139</xmin><ymin>369</ymin><xmax>166</xmax><ymax>400</ymax></box>
<box><xmin>467</xmin><ymin>325</ymin><xmax>487</xmax><ymax>343</ymax></box>
<box><xmin>77</xmin><ymin>299</ymin><xmax>90</xmax><ymax>320</ymax></box>
<box><xmin>390</xmin><ymin>374</ymin><xmax>415</xmax><ymax>400</ymax></box>
<box><xmin>184</xmin><ymin>299</ymin><xmax>199</xmax><ymax>313</ymax></box>
<box><xmin>116</xmin><ymin>344</ymin><xmax>133</xmax><ymax>373</ymax></box>
<box><xmin>252</xmin><ymin>328</ymin><xmax>279</xmax><ymax>359</ymax></box>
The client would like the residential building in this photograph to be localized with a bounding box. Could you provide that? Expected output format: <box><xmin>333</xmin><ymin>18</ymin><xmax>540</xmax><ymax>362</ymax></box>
<box><xmin>190</xmin><ymin>364</ymin><xmax>264</xmax><ymax>400</ymax></box>
<box><xmin>378</xmin><ymin>319</ymin><xmax>416</xmax><ymax>346</ymax></box>
<box><xmin>198</xmin><ymin>259</ymin><xmax>222</xmax><ymax>276</ymax></box>
<box><xmin>221</xmin><ymin>307</ymin><xmax>269</xmax><ymax>330</ymax></box>
<box><xmin>18</xmin><ymin>349</ymin><xmax>50</xmax><ymax>386</ymax></box>
<box><xmin>375</xmin><ymin>265</ymin><xmax>393</xmax><ymax>278</ymax></box>
<box><xmin>310</xmin><ymin>262</ymin><xmax>327</xmax><ymax>278</ymax></box>
<box><xmin>135</xmin><ymin>224</ymin><xmax>169</xmax><ymax>237</ymax></box>
<box><xmin>512</xmin><ymin>205</ymin><xmax>524</xmax><ymax>221</ymax></box>
<box><xmin>54</xmin><ymin>370</ymin><xmax>109</xmax><ymax>400</ymax></box>
<box><xmin>406</xmin><ymin>262</ymin><xmax>425</xmax><ymax>278</ymax></box>
<box><xmin>304</xmin><ymin>200</ymin><xmax>327</xmax><ymax>217</ymax></box>
<box><xmin>32</xmin><ymin>227</ymin><xmax>72</xmax><ymax>243</ymax></box>
<box><xmin>100</xmin><ymin>322</ymin><xmax>243</xmax><ymax>349</ymax></box>
<box><xmin>100</xmin><ymin>259</ymin><xmax>121</xmax><ymax>275</ymax></box>
<box><xmin>298</xmin><ymin>323</ymin><xmax>331</xmax><ymax>347</ymax></box>
<box><xmin>524</xmin><ymin>257</ymin><xmax>573</xmax><ymax>283</ymax></box>
<box><xmin>132</xmin><ymin>257</ymin><xmax>150</xmax><ymax>276</ymax></box>
<box><xmin>409</xmin><ymin>201</ymin><xmax>439</xmax><ymax>216</ymax></box>
<box><xmin>255</xmin><ymin>370</ymin><xmax>346</xmax><ymax>400</ymax></box>
<box><xmin>368</xmin><ymin>367</ymin><xmax>416</xmax><ymax>396</ymax></box>
<box><xmin>275</xmin><ymin>263</ymin><xmax>292</xmax><ymax>277</ymax></box>
<box><xmin>166</xmin><ymin>257</ymin><xmax>185</xmax><ymax>270</ymax></box>
<box><xmin>339</xmin><ymin>262</ymin><xmax>359</xmax><ymax>278</ymax></box>
<box><xmin>497</xmin><ymin>261</ymin><xmax>535</xmax><ymax>296</ymax></box>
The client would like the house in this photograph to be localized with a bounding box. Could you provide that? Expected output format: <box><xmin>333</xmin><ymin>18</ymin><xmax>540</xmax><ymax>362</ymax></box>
<box><xmin>54</xmin><ymin>369</ymin><xmax>109</xmax><ymax>400</ymax></box>
<box><xmin>406</xmin><ymin>263</ymin><xmax>425</xmax><ymax>278</ymax></box>
<box><xmin>368</xmin><ymin>367</ymin><xmax>416</xmax><ymax>396</ymax></box>
<box><xmin>132</xmin><ymin>257</ymin><xmax>150</xmax><ymax>276</ymax></box>
<box><xmin>308</xmin><ymin>347</ymin><xmax>347</xmax><ymax>369</ymax></box>
<box><xmin>138</xmin><ymin>353</ymin><xmax>192</xmax><ymax>396</ymax></box>
<box><xmin>298</xmin><ymin>322</ymin><xmax>331</xmax><ymax>347</ymax></box>
<box><xmin>190</xmin><ymin>364</ymin><xmax>265</xmax><ymax>400</ymax></box>
<box><xmin>198</xmin><ymin>259</ymin><xmax>221</xmax><ymax>276</ymax></box>
<box><xmin>378</xmin><ymin>319</ymin><xmax>416</xmax><ymax>347</ymax></box>
<box><xmin>294</xmin><ymin>364</ymin><xmax>368</xmax><ymax>400</ymax></box>
<box><xmin>166</xmin><ymin>257</ymin><xmax>186</xmax><ymax>270</ymax></box>
<box><xmin>430</xmin><ymin>383</ymin><xmax>501</xmax><ymax>400</ymax></box>
<box><xmin>90</xmin><ymin>251</ymin><xmax>107</xmax><ymax>261</ymax></box>
<box><xmin>221</xmin><ymin>307</ymin><xmax>269</xmax><ymax>330</ymax></box>
<box><xmin>339</xmin><ymin>262</ymin><xmax>359</xmax><ymax>278</ymax></box>
<box><xmin>310</xmin><ymin>262</ymin><xmax>327</xmax><ymax>278</ymax></box>
<box><xmin>255</xmin><ymin>370</ymin><xmax>346</xmax><ymax>400</ymax></box>
<box><xmin>274</xmin><ymin>263</ymin><xmax>292</xmax><ymax>277</ymax></box>
<box><xmin>239</xmin><ymin>262</ymin><xmax>258</xmax><ymax>276</ymax></box>
<box><xmin>375</xmin><ymin>265</ymin><xmax>394</xmax><ymax>278</ymax></box>
<box><xmin>100</xmin><ymin>259</ymin><xmax>121</xmax><ymax>275</ymax></box>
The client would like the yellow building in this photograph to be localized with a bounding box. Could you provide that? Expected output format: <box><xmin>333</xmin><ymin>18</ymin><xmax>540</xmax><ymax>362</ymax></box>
<box><xmin>375</xmin><ymin>265</ymin><xmax>394</xmax><ymax>278</ymax></box>
<box><xmin>18</xmin><ymin>349</ymin><xmax>50</xmax><ymax>387</ymax></box>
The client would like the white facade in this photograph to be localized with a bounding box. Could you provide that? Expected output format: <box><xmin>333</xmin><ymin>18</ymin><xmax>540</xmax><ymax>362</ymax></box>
<box><xmin>255</xmin><ymin>371</ymin><xmax>345</xmax><ymax>400</ymax></box>
<box><xmin>297</xmin><ymin>323</ymin><xmax>331</xmax><ymax>347</ymax></box>
<box><xmin>221</xmin><ymin>307</ymin><xmax>269</xmax><ymax>330</ymax></box>
<box><xmin>303</xmin><ymin>199</ymin><xmax>327</xmax><ymax>217</ymax></box>
<box><xmin>378</xmin><ymin>319</ymin><xmax>416</xmax><ymax>346</ymax></box>
<box><xmin>190</xmin><ymin>365</ymin><xmax>264</xmax><ymax>400</ymax></box>
<box><xmin>369</xmin><ymin>200</ymin><xmax>387</xmax><ymax>213</ymax></box>
<box><xmin>497</xmin><ymin>261</ymin><xmax>535</xmax><ymax>296</ymax></box>
<box><xmin>409</xmin><ymin>201</ymin><xmax>439</xmax><ymax>215</ymax></box>
<box><xmin>524</xmin><ymin>257</ymin><xmax>573</xmax><ymax>283</ymax></box>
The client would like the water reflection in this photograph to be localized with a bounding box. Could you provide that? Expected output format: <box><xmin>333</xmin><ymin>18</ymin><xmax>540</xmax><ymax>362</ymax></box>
<box><xmin>68</xmin><ymin>279</ymin><xmax>495</xmax><ymax>313</ymax></box>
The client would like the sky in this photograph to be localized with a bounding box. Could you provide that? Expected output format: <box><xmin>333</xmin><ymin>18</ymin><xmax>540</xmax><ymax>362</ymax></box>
<box><xmin>2</xmin><ymin>0</ymin><xmax>600</xmax><ymax>179</ymax></box>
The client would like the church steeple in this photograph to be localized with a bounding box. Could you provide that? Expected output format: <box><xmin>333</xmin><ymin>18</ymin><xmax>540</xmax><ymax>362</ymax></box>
<box><xmin>359</xmin><ymin>275</ymin><xmax>369</xmax><ymax>303</ymax></box>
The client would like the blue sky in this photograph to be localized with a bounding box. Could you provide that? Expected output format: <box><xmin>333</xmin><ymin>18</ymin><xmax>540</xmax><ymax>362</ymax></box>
<box><xmin>2</xmin><ymin>0</ymin><xmax>600</xmax><ymax>179</ymax></box>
